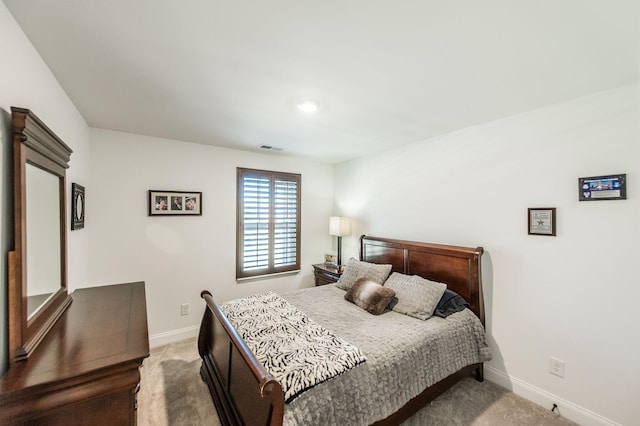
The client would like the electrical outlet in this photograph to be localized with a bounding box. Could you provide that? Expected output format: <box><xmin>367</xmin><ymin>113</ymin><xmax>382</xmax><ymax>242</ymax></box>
<box><xmin>549</xmin><ymin>357</ymin><xmax>566</xmax><ymax>378</ymax></box>
<box><xmin>180</xmin><ymin>303</ymin><xmax>189</xmax><ymax>316</ymax></box>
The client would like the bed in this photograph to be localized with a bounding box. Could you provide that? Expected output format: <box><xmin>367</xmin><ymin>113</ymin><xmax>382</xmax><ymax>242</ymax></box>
<box><xmin>198</xmin><ymin>235</ymin><xmax>490</xmax><ymax>426</ymax></box>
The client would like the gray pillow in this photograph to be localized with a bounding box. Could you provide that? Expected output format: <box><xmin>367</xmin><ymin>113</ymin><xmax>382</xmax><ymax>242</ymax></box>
<box><xmin>344</xmin><ymin>278</ymin><xmax>395</xmax><ymax>315</ymax></box>
<box><xmin>336</xmin><ymin>258</ymin><xmax>392</xmax><ymax>292</ymax></box>
<box><xmin>383</xmin><ymin>272</ymin><xmax>447</xmax><ymax>320</ymax></box>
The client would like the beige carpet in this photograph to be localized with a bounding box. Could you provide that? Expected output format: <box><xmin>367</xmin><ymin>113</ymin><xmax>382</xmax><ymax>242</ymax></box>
<box><xmin>138</xmin><ymin>337</ymin><xmax>576</xmax><ymax>426</ymax></box>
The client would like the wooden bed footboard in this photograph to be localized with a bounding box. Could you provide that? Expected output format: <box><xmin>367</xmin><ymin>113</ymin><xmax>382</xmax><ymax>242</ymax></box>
<box><xmin>198</xmin><ymin>290</ymin><xmax>284</xmax><ymax>426</ymax></box>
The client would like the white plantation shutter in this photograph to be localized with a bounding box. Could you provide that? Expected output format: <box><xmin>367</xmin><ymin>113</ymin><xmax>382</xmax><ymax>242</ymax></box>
<box><xmin>241</xmin><ymin>176</ymin><xmax>270</xmax><ymax>271</ymax></box>
<box><xmin>273</xmin><ymin>179</ymin><xmax>298</xmax><ymax>267</ymax></box>
<box><xmin>237</xmin><ymin>168</ymin><xmax>301</xmax><ymax>278</ymax></box>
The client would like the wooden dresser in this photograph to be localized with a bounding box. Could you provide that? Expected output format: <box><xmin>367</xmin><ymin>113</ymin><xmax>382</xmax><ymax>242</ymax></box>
<box><xmin>0</xmin><ymin>282</ymin><xmax>149</xmax><ymax>425</ymax></box>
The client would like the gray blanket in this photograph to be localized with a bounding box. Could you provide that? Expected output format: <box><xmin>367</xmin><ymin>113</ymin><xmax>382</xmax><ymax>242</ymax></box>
<box><xmin>281</xmin><ymin>284</ymin><xmax>492</xmax><ymax>426</ymax></box>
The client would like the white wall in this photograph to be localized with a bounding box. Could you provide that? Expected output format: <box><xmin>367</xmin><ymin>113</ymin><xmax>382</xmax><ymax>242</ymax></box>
<box><xmin>334</xmin><ymin>84</ymin><xmax>639</xmax><ymax>426</ymax></box>
<box><xmin>0</xmin><ymin>3</ymin><xmax>90</xmax><ymax>375</ymax></box>
<box><xmin>88</xmin><ymin>129</ymin><xmax>334</xmax><ymax>345</ymax></box>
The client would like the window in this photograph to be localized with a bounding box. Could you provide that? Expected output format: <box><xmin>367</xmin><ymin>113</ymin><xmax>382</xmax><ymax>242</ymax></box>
<box><xmin>236</xmin><ymin>168</ymin><xmax>301</xmax><ymax>279</ymax></box>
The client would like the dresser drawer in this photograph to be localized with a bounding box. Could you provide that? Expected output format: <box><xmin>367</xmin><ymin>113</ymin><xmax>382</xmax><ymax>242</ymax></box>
<box><xmin>313</xmin><ymin>264</ymin><xmax>342</xmax><ymax>286</ymax></box>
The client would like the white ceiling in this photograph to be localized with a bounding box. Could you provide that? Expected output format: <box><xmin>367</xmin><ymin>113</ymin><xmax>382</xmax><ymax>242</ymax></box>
<box><xmin>4</xmin><ymin>1</ymin><xmax>639</xmax><ymax>164</ymax></box>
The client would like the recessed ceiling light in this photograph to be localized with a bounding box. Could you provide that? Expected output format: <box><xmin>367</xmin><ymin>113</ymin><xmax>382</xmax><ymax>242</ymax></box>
<box><xmin>296</xmin><ymin>100</ymin><xmax>320</xmax><ymax>113</ymax></box>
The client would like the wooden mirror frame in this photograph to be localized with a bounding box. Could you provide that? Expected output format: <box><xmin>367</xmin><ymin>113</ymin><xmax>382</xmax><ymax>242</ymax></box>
<box><xmin>8</xmin><ymin>107</ymin><xmax>73</xmax><ymax>363</ymax></box>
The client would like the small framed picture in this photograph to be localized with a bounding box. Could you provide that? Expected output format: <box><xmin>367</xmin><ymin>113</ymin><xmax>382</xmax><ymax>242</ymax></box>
<box><xmin>579</xmin><ymin>174</ymin><xmax>626</xmax><ymax>201</ymax></box>
<box><xmin>71</xmin><ymin>183</ymin><xmax>85</xmax><ymax>230</ymax></box>
<box><xmin>528</xmin><ymin>208</ymin><xmax>556</xmax><ymax>236</ymax></box>
<box><xmin>148</xmin><ymin>190</ymin><xmax>202</xmax><ymax>216</ymax></box>
<box><xmin>324</xmin><ymin>253</ymin><xmax>337</xmax><ymax>267</ymax></box>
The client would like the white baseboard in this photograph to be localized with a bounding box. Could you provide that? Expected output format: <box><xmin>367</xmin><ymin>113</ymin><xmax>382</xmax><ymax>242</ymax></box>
<box><xmin>484</xmin><ymin>366</ymin><xmax>621</xmax><ymax>426</ymax></box>
<box><xmin>149</xmin><ymin>325</ymin><xmax>199</xmax><ymax>348</ymax></box>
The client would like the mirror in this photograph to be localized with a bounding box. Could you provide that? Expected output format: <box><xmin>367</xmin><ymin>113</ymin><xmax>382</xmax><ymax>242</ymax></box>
<box><xmin>26</xmin><ymin>164</ymin><xmax>62</xmax><ymax>319</ymax></box>
<box><xmin>8</xmin><ymin>107</ymin><xmax>72</xmax><ymax>363</ymax></box>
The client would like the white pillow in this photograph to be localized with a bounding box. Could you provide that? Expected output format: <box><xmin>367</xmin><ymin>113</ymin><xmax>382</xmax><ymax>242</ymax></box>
<box><xmin>383</xmin><ymin>272</ymin><xmax>447</xmax><ymax>320</ymax></box>
<box><xmin>335</xmin><ymin>258</ymin><xmax>392</xmax><ymax>292</ymax></box>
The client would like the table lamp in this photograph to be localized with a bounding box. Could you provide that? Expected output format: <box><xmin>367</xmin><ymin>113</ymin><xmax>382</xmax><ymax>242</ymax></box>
<box><xmin>329</xmin><ymin>216</ymin><xmax>351</xmax><ymax>267</ymax></box>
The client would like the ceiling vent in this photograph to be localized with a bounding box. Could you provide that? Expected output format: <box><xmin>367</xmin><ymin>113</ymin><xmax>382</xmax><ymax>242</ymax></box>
<box><xmin>258</xmin><ymin>144</ymin><xmax>283</xmax><ymax>151</ymax></box>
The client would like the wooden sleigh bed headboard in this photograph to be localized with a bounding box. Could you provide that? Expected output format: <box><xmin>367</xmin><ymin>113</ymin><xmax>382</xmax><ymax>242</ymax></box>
<box><xmin>360</xmin><ymin>235</ymin><xmax>485</xmax><ymax>326</ymax></box>
<box><xmin>198</xmin><ymin>235</ymin><xmax>485</xmax><ymax>426</ymax></box>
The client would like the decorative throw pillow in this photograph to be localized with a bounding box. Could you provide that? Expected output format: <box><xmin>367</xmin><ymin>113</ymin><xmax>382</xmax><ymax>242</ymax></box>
<box><xmin>433</xmin><ymin>289</ymin><xmax>470</xmax><ymax>318</ymax></box>
<box><xmin>336</xmin><ymin>258</ymin><xmax>392</xmax><ymax>291</ymax></box>
<box><xmin>344</xmin><ymin>278</ymin><xmax>395</xmax><ymax>315</ymax></box>
<box><xmin>383</xmin><ymin>272</ymin><xmax>447</xmax><ymax>320</ymax></box>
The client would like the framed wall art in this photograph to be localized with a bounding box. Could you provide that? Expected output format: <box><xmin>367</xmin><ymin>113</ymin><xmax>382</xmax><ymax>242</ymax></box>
<box><xmin>528</xmin><ymin>207</ymin><xmax>556</xmax><ymax>236</ymax></box>
<box><xmin>578</xmin><ymin>174</ymin><xmax>626</xmax><ymax>201</ymax></box>
<box><xmin>148</xmin><ymin>190</ymin><xmax>202</xmax><ymax>216</ymax></box>
<box><xmin>71</xmin><ymin>183</ymin><xmax>85</xmax><ymax>230</ymax></box>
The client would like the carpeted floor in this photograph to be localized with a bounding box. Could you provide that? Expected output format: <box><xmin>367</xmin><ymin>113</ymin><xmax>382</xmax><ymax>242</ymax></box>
<box><xmin>138</xmin><ymin>337</ymin><xmax>576</xmax><ymax>426</ymax></box>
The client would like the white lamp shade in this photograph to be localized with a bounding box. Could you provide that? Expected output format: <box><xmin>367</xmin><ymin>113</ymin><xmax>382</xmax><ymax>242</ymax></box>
<box><xmin>329</xmin><ymin>216</ymin><xmax>351</xmax><ymax>237</ymax></box>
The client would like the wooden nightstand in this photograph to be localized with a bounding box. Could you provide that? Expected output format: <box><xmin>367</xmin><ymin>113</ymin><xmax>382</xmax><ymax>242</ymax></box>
<box><xmin>313</xmin><ymin>263</ymin><xmax>343</xmax><ymax>286</ymax></box>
